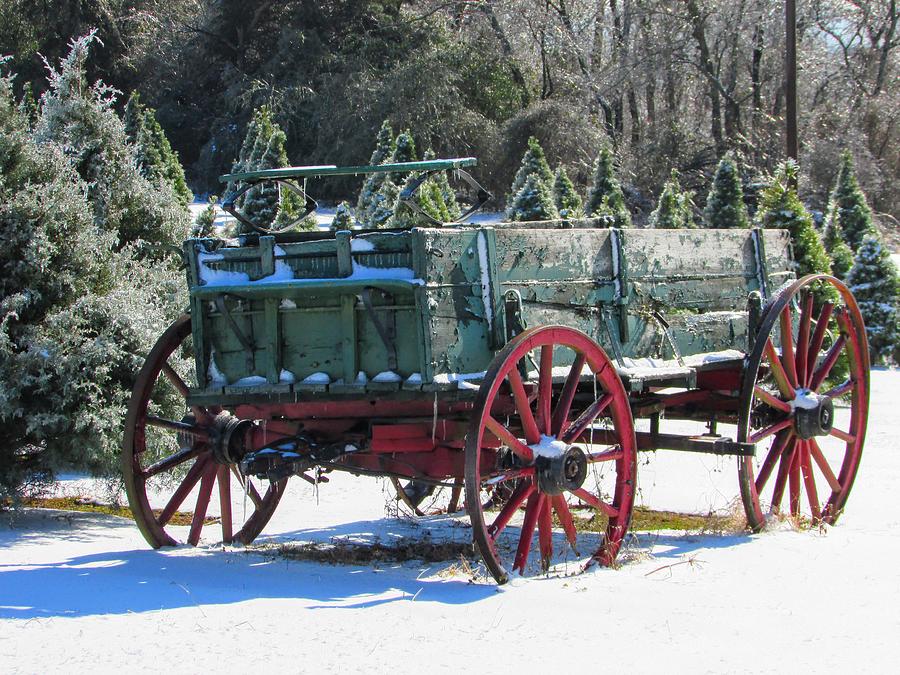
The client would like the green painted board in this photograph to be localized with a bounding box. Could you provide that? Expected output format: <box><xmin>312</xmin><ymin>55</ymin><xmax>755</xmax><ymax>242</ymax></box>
<box><xmin>220</xmin><ymin>158</ymin><xmax>478</xmax><ymax>184</ymax></box>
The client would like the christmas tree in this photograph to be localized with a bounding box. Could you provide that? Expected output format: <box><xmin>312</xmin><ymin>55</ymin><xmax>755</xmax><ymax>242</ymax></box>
<box><xmin>822</xmin><ymin>211</ymin><xmax>855</xmax><ymax>280</ymax></box>
<box><xmin>506</xmin><ymin>136</ymin><xmax>554</xmax><ymax>217</ymax></box>
<box><xmin>824</xmin><ymin>151</ymin><xmax>876</xmax><ymax>251</ymax></box>
<box><xmin>703</xmin><ymin>155</ymin><xmax>750</xmax><ymax>228</ymax></box>
<box><xmin>846</xmin><ymin>234</ymin><xmax>899</xmax><ymax>364</ymax></box>
<box><xmin>552</xmin><ymin>166</ymin><xmax>583</xmax><ymax>218</ymax></box>
<box><xmin>586</xmin><ymin>145</ymin><xmax>631</xmax><ymax>227</ymax></box>
<box><xmin>356</xmin><ymin>120</ymin><xmax>395</xmax><ymax>220</ymax></box>
<box><xmin>123</xmin><ymin>92</ymin><xmax>192</xmax><ymax>206</ymax></box>
<box><xmin>649</xmin><ymin>169</ymin><xmax>694</xmax><ymax>229</ymax></box>
<box><xmin>508</xmin><ymin>174</ymin><xmax>559</xmax><ymax>221</ymax></box>
<box><xmin>756</xmin><ymin>161</ymin><xmax>831</xmax><ymax>279</ymax></box>
<box><xmin>330</xmin><ymin>201</ymin><xmax>355</xmax><ymax>231</ymax></box>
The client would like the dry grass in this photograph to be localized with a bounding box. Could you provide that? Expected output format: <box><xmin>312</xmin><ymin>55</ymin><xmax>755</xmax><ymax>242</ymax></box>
<box><xmin>20</xmin><ymin>495</ymin><xmax>213</xmax><ymax>527</ymax></box>
<box><xmin>263</xmin><ymin>537</ymin><xmax>476</xmax><ymax>565</ymax></box>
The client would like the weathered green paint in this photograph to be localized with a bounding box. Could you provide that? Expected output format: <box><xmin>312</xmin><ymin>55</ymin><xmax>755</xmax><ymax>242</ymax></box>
<box><xmin>183</xmin><ymin>221</ymin><xmax>794</xmax><ymax>398</ymax></box>
<box><xmin>220</xmin><ymin>158</ymin><xmax>478</xmax><ymax>184</ymax></box>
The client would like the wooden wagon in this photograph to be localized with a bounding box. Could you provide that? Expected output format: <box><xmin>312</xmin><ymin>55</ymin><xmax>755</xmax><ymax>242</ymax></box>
<box><xmin>123</xmin><ymin>159</ymin><xmax>869</xmax><ymax>583</ymax></box>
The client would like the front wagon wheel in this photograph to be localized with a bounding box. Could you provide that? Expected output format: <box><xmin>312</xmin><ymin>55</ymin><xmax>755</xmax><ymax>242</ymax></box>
<box><xmin>465</xmin><ymin>326</ymin><xmax>637</xmax><ymax>584</ymax></box>
<box><xmin>122</xmin><ymin>315</ymin><xmax>286</xmax><ymax>548</ymax></box>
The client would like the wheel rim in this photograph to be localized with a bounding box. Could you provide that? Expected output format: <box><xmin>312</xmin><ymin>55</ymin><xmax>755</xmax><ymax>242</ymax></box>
<box><xmin>738</xmin><ymin>275</ymin><xmax>869</xmax><ymax>530</ymax></box>
<box><xmin>465</xmin><ymin>326</ymin><xmax>636</xmax><ymax>583</ymax></box>
<box><xmin>122</xmin><ymin>315</ymin><xmax>287</xmax><ymax>548</ymax></box>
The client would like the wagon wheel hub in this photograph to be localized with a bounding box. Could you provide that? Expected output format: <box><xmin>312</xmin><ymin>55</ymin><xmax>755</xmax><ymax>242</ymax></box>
<box><xmin>535</xmin><ymin>443</ymin><xmax>588</xmax><ymax>496</ymax></box>
<box><xmin>792</xmin><ymin>390</ymin><xmax>834</xmax><ymax>440</ymax></box>
<box><xmin>205</xmin><ymin>411</ymin><xmax>253</xmax><ymax>465</ymax></box>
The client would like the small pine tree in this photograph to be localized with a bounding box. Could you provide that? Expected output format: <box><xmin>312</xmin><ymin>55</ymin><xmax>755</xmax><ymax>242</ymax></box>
<box><xmin>508</xmin><ymin>174</ymin><xmax>559</xmax><ymax>221</ymax></box>
<box><xmin>703</xmin><ymin>155</ymin><xmax>750</xmax><ymax>228</ymax></box>
<box><xmin>387</xmin><ymin>130</ymin><xmax>417</xmax><ymax>181</ymax></box>
<box><xmin>845</xmin><ymin>234</ymin><xmax>899</xmax><ymax>363</ymax></box>
<box><xmin>369</xmin><ymin>179</ymin><xmax>400</xmax><ymax>229</ymax></box>
<box><xmin>330</xmin><ymin>201</ymin><xmax>355</xmax><ymax>231</ymax></box>
<box><xmin>825</xmin><ymin>151</ymin><xmax>877</xmax><ymax>251</ymax></box>
<box><xmin>756</xmin><ymin>161</ymin><xmax>831</xmax><ymax>279</ymax></box>
<box><xmin>123</xmin><ymin>92</ymin><xmax>192</xmax><ymax>207</ymax></box>
<box><xmin>193</xmin><ymin>202</ymin><xmax>217</xmax><ymax>238</ymax></box>
<box><xmin>586</xmin><ymin>146</ymin><xmax>631</xmax><ymax>227</ymax></box>
<box><xmin>650</xmin><ymin>169</ymin><xmax>694</xmax><ymax>229</ymax></box>
<box><xmin>552</xmin><ymin>166</ymin><xmax>582</xmax><ymax>218</ymax></box>
<box><xmin>356</xmin><ymin>120</ymin><xmax>395</xmax><ymax>218</ymax></box>
<box><xmin>506</xmin><ymin>136</ymin><xmax>554</xmax><ymax>216</ymax></box>
<box><xmin>822</xmin><ymin>212</ymin><xmax>855</xmax><ymax>280</ymax></box>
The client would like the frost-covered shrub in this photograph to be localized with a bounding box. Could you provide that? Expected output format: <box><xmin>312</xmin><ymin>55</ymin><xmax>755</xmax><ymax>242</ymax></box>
<box><xmin>508</xmin><ymin>174</ymin><xmax>559</xmax><ymax>221</ymax></box>
<box><xmin>756</xmin><ymin>161</ymin><xmax>831</xmax><ymax>279</ymax></box>
<box><xmin>356</xmin><ymin>120</ymin><xmax>395</xmax><ymax>222</ymax></box>
<box><xmin>330</xmin><ymin>201</ymin><xmax>355</xmax><ymax>231</ymax></box>
<box><xmin>822</xmin><ymin>211</ymin><xmax>855</xmax><ymax>280</ymax></box>
<box><xmin>552</xmin><ymin>166</ymin><xmax>582</xmax><ymax>219</ymax></box>
<box><xmin>649</xmin><ymin>169</ymin><xmax>694</xmax><ymax>229</ymax></box>
<box><xmin>824</xmin><ymin>151</ymin><xmax>876</xmax><ymax>251</ymax></box>
<box><xmin>124</xmin><ymin>92</ymin><xmax>192</xmax><ymax>207</ymax></box>
<box><xmin>586</xmin><ymin>146</ymin><xmax>631</xmax><ymax>227</ymax></box>
<box><xmin>846</xmin><ymin>234</ymin><xmax>899</xmax><ymax>364</ymax></box>
<box><xmin>703</xmin><ymin>155</ymin><xmax>749</xmax><ymax>228</ymax></box>
<box><xmin>192</xmin><ymin>202</ymin><xmax>217</xmax><ymax>238</ymax></box>
<box><xmin>0</xmin><ymin>39</ymin><xmax>187</xmax><ymax>500</ymax></box>
<box><xmin>506</xmin><ymin>136</ymin><xmax>554</xmax><ymax>218</ymax></box>
<box><xmin>34</xmin><ymin>33</ymin><xmax>188</xmax><ymax>255</ymax></box>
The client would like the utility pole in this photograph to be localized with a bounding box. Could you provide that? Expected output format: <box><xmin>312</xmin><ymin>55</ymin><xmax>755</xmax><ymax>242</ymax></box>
<box><xmin>785</xmin><ymin>0</ymin><xmax>799</xmax><ymax>166</ymax></box>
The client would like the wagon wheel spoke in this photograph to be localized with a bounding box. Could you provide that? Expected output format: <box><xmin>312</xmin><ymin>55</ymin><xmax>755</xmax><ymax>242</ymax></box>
<box><xmin>806</xmin><ymin>301</ymin><xmax>834</xmax><ymax>383</ymax></box>
<box><xmin>763</xmin><ymin>339</ymin><xmax>794</xmax><ymax>399</ymax></box>
<box><xmin>142</xmin><ymin>444</ymin><xmax>206</xmax><ymax>479</ymax></box>
<box><xmin>788</xmin><ymin>441</ymin><xmax>802</xmax><ymax>517</ymax></box>
<box><xmin>571</xmin><ymin>487</ymin><xmax>618</xmax><ymax>518</ymax></box>
<box><xmin>779</xmin><ymin>307</ymin><xmax>799</xmax><ymax>389</ymax></box>
<box><xmin>586</xmin><ymin>447</ymin><xmax>624</xmax><ymax>463</ymax></box>
<box><xmin>231</xmin><ymin>465</ymin><xmax>264</xmax><ymax>508</ymax></box>
<box><xmin>508</xmin><ymin>367</ymin><xmax>541</xmax><ymax>445</ymax></box>
<box><xmin>217</xmin><ymin>465</ymin><xmax>233</xmax><ymax>543</ymax></box>
<box><xmin>551</xmin><ymin>495</ymin><xmax>579</xmax><ymax>550</ymax></box>
<box><xmin>809</xmin><ymin>334</ymin><xmax>845</xmax><ymax>392</ymax></box>
<box><xmin>822</xmin><ymin>379</ymin><xmax>854</xmax><ymax>399</ymax></box>
<box><xmin>561</xmin><ymin>394</ymin><xmax>613</xmax><ymax>444</ymax></box>
<box><xmin>537</xmin><ymin>345</ymin><xmax>554</xmax><ymax>435</ymax></box>
<box><xmin>487</xmin><ymin>480</ymin><xmax>535</xmax><ymax>539</ymax></box>
<box><xmin>799</xmin><ymin>442</ymin><xmax>822</xmax><ymax>522</ymax></box>
<box><xmin>551</xmin><ymin>353</ymin><xmax>585</xmax><ymax>436</ymax></box>
<box><xmin>828</xmin><ymin>427</ymin><xmax>855</xmax><ymax>444</ymax></box>
<box><xmin>158</xmin><ymin>455</ymin><xmax>211</xmax><ymax>527</ymax></box>
<box><xmin>512</xmin><ymin>491</ymin><xmax>543</xmax><ymax>574</ymax></box>
<box><xmin>537</xmin><ymin>497</ymin><xmax>554</xmax><ymax>570</ymax></box>
<box><xmin>484</xmin><ymin>415</ymin><xmax>534</xmax><ymax>463</ymax></box>
<box><xmin>754</xmin><ymin>430</ymin><xmax>792</xmax><ymax>494</ymax></box>
<box><xmin>749</xmin><ymin>418</ymin><xmax>793</xmax><ymax>444</ymax></box>
<box><xmin>145</xmin><ymin>415</ymin><xmax>209</xmax><ymax>441</ymax></box>
<box><xmin>795</xmin><ymin>292</ymin><xmax>813</xmax><ymax>388</ymax></box>
<box><xmin>754</xmin><ymin>386</ymin><xmax>792</xmax><ymax>414</ymax></box>
<box><xmin>188</xmin><ymin>464</ymin><xmax>217</xmax><ymax>546</ymax></box>
<box><xmin>768</xmin><ymin>436</ymin><xmax>797</xmax><ymax>514</ymax></box>
<box><xmin>808</xmin><ymin>438</ymin><xmax>842</xmax><ymax>492</ymax></box>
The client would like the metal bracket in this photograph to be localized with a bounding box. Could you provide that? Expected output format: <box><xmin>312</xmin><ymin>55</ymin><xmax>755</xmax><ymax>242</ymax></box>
<box><xmin>222</xmin><ymin>178</ymin><xmax>318</xmax><ymax>235</ymax></box>
<box><xmin>652</xmin><ymin>309</ymin><xmax>685</xmax><ymax>366</ymax></box>
<box><xmin>361</xmin><ymin>287</ymin><xmax>398</xmax><ymax>372</ymax></box>
<box><xmin>504</xmin><ymin>289</ymin><xmax>527</xmax><ymax>341</ymax></box>
<box><xmin>214</xmin><ymin>294</ymin><xmax>255</xmax><ymax>373</ymax></box>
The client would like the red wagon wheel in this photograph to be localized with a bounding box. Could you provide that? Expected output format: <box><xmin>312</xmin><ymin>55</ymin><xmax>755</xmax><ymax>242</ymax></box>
<box><xmin>738</xmin><ymin>275</ymin><xmax>869</xmax><ymax>530</ymax></box>
<box><xmin>465</xmin><ymin>326</ymin><xmax>637</xmax><ymax>584</ymax></box>
<box><xmin>122</xmin><ymin>315</ymin><xmax>287</xmax><ymax>548</ymax></box>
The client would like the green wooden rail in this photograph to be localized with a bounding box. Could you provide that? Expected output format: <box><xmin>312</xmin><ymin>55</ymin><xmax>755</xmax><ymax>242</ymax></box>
<box><xmin>220</xmin><ymin>157</ymin><xmax>478</xmax><ymax>184</ymax></box>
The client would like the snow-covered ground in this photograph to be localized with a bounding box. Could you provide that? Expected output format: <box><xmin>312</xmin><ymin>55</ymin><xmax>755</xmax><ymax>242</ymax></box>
<box><xmin>2</xmin><ymin>367</ymin><xmax>898</xmax><ymax>673</ymax></box>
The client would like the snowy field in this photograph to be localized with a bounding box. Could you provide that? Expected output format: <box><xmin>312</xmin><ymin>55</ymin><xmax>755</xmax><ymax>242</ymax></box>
<box><xmin>2</xmin><ymin>367</ymin><xmax>898</xmax><ymax>674</ymax></box>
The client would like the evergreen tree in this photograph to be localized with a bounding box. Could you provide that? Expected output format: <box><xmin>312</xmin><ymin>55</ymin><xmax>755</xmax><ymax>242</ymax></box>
<box><xmin>33</xmin><ymin>33</ymin><xmax>188</xmax><ymax>254</ymax></box>
<box><xmin>586</xmin><ymin>146</ymin><xmax>631</xmax><ymax>227</ymax></box>
<box><xmin>123</xmin><ymin>92</ymin><xmax>192</xmax><ymax>207</ymax></box>
<box><xmin>192</xmin><ymin>202</ymin><xmax>217</xmax><ymax>238</ymax></box>
<box><xmin>756</xmin><ymin>161</ymin><xmax>831</xmax><ymax>279</ymax></box>
<box><xmin>0</xmin><ymin>44</ymin><xmax>185</xmax><ymax>499</ymax></box>
<box><xmin>433</xmin><ymin>165</ymin><xmax>462</xmax><ymax>222</ymax></box>
<box><xmin>552</xmin><ymin>166</ymin><xmax>582</xmax><ymax>218</ymax></box>
<box><xmin>508</xmin><ymin>174</ymin><xmax>559</xmax><ymax>221</ymax></box>
<box><xmin>369</xmin><ymin>179</ymin><xmax>400</xmax><ymax>229</ymax></box>
<box><xmin>506</xmin><ymin>136</ymin><xmax>554</xmax><ymax>217</ymax></box>
<box><xmin>845</xmin><ymin>234</ymin><xmax>899</xmax><ymax>363</ymax></box>
<box><xmin>330</xmin><ymin>201</ymin><xmax>355</xmax><ymax>231</ymax></box>
<box><xmin>824</xmin><ymin>151</ymin><xmax>876</xmax><ymax>251</ymax></box>
<box><xmin>650</xmin><ymin>169</ymin><xmax>694</xmax><ymax>229</ymax></box>
<box><xmin>703</xmin><ymin>155</ymin><xmax>750</xmax><ymax>228</ymax></box>
<box><xmin>822</xmin><ymin>212</ymin><xmax>855</xmax><ymax>280</ymax></box>
<box><xmin>356</xmin><ymin>120</ymin><xmax>395</xmax><ymax>218</ymax></box>
<box><xmin>387</xmin><ymin>129</ymin><xmax>417</xmax><ymax>182</ymax></box>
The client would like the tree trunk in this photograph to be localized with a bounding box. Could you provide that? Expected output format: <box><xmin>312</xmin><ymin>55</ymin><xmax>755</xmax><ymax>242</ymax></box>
<box><xmin>685</xmin><ymin>0</ymin><xmax>724</xmax><ymax>153</ymax></box>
